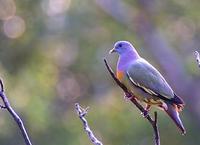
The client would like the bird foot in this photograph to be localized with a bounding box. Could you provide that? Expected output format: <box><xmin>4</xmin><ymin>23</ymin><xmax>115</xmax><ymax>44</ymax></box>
<box><xmin>141</xmin><ymin>110</ymin><xmax>149</xmax><ymax>118</ymax></box>
<box><xmin>124</xmin><ymin>92</ymin><xmax>132</xmax><ymax>101</ymax></box>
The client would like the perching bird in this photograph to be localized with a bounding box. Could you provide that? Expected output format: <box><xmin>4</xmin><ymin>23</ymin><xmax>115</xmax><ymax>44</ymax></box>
<box><xmin>109</xmin><ymin>41</ymin><xmax>186</xmax><ymax>135</ymax></box>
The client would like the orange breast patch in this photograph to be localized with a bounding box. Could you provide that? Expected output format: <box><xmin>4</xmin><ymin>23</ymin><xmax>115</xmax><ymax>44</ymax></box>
<box><xmin>117</xmin><ymin>71</ymin><xmax>124</xmax><ymax>81</ymax></box>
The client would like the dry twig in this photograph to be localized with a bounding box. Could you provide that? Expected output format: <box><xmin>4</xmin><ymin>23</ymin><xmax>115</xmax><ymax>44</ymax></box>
<box><xmin>0</xmin><ymin>79</ymin><xmax>32</xmax><ymax>145</ymax></box>
<box><xmin>194</xmin><ymin>51</ymin><xmax>200</xmax><ymax>68</ymax></box>
<box><xmin>75</xmin><ymin>103</ymin><xmax>103</xmax><ymax>145</ymax></box>
<box><xmin>104</xmin><ymin>59</ymin><xmax>160</xmax><ymax>145</ymax></box>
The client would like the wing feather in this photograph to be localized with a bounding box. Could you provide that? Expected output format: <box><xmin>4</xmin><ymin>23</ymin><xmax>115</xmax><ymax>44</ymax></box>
<box><xmin>127</xmin><ymin>58</ymin><xmax>174</xmax><ymax>99</ymax></box>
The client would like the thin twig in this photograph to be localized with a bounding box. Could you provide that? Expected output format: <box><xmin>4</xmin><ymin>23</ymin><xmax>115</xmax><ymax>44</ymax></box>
<box><xmin>153</xmin><ymin>112</ymin><xmax>160</xmax><ymax>145</ymax></box>
<box><xmin>0</xmin><ymin>79</ymin><xmax>32</xmax><ymax>145</ymax></box>
<box><xmin>75</xmin><ymin>103</ymin><xmax>103</xmax><ymax>145</ymax></box>
<box><xmin>194</xmin><ymin>51</ymin><xmax>200</xmax><ymax>68</ymax></box>
<box><xmin>104</xmin><ymin>58</ymin><xmax>160</xmax><ymax>145</ymax></box>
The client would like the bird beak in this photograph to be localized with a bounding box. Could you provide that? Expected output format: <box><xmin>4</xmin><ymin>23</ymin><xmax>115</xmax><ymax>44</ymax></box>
<box><xmin>109</xmin><ymin>48</ymin><xmax>116</xmax><ymax>54</ymax></box>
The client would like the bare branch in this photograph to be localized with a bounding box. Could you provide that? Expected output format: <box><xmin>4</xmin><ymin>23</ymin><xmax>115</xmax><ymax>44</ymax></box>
<box><xmin>104</xmin><ymin>59</ymin><xmax>160</xmax><ymax>145</ymax></box>
<box><xmin>153</xmin><ymin>112</ymin><xmax>160</xmax><ymax>145</ymax></box>
<box><xmin>75</xmin><ymin>103</ymin><xmax>103</xmax><ymax>145</ymax></box>
<box><xmin>194</xmin><ymin>51</ymin><xmax>200</xmax><ymax>68</ymax></box>
<box><xmin>0</xmin><ymin>79</ymin><xmax>32</xmax><ymax>145</ymax></box>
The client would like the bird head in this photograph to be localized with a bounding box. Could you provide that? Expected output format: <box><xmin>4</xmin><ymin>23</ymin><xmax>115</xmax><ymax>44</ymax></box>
<box><xmin>109</xmin><ymin>41</ymin><xmax>135</xmax><ymax>55</ymax></box>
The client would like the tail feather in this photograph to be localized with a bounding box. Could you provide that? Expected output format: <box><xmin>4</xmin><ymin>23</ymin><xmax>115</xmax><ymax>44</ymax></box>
<box><xmin>164</xmin><ymin>102</ymin><xmax>186</xmax><ymax>135</ymax></box>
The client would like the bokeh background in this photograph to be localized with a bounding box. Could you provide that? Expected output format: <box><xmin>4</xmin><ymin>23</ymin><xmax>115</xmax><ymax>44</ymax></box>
<box><xmin>0</xmin><ymin>0</ymin><xmax>200</xmax><ymax>145</ymax></box>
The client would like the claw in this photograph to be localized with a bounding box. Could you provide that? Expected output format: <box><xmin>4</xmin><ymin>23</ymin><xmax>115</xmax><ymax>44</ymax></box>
<box><xmin>124</xmin><ymin>93</ymin><xmax>132</xmax><ymax>101</ymax></box>
<box><xmin>125</xmin><ymin>92</ymin><xmax>132</xmax><ymax>98</ymax></box>
<box><xmin>141</xmin><ymin>110</ymin><xmax>149</xmax><ymax>118</ymax></box>
<box><xmin>141</xmin><ymin>104</ymin><xmax>151</xmax><ymax>118</ymax></box>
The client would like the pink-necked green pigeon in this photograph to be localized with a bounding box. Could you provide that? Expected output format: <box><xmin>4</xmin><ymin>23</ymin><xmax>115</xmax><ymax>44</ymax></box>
<box><xmin>109</xmin><ymin>41</ymin><xmax>186</xmax><ymax>135</ymax></box>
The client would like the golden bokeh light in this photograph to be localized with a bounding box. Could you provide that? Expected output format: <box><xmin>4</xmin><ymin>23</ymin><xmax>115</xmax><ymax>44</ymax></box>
<box><xmin>3</xmin><ymin>16</ymin><xmax>26</xmax><ymax>39</ymax></box>
<box><xmin>0</xmin><ymin>0</ymin><xmax>16</xmax><ymax>20</ymax></box>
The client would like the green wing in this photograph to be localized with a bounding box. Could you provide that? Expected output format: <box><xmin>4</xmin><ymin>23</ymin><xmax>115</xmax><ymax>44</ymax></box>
<box><xmin>127</xmin><ymin>58</ymin><xmax>174</xmax><ymax>99</ymax></box>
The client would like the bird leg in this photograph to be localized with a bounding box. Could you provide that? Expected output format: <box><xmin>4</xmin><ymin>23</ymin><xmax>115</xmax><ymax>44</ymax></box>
<box><xmin>141</xmin><ymin>104</ymin><xmax>151</xmax><ymax>118</ymax></box>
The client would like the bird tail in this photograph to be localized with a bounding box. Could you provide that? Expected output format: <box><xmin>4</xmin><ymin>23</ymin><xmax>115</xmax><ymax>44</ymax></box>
<box><xmin>163</xmin><ymin>101</ymin><xmax>186</xmax><ymax>135</ymax></box>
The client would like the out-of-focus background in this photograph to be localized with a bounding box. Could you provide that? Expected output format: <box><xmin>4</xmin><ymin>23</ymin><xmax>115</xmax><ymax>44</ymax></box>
<box><xmin>0</xmin><ymin>0</ymin><xmax>200</xmax><ymax>145</ymax></box>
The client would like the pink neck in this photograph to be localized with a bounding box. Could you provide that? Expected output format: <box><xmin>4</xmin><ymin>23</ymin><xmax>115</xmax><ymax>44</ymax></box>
<box><xmin>117</xmin><ymin>51</ymin><xmax>139</xmax><ymax>72</ymax></box>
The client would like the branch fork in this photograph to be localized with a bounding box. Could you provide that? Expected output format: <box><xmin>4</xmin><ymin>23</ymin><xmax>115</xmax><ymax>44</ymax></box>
<box><xmin>75</xmin><ymin>103</ymin><xmax>103</xmax><ymax>145</ymax></box>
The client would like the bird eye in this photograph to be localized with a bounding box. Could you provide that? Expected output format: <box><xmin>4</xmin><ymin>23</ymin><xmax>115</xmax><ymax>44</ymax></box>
<box><xmin>118</xmin><ymin>44</ymin><xmax>122</xmax><ymax>47</ymax></box>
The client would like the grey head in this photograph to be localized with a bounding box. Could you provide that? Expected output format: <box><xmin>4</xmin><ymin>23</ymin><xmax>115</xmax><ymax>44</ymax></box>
<box><xmin>109</xmin><ymin>41</ymin><xmax>138</xmax><ymax>56</ymax></box>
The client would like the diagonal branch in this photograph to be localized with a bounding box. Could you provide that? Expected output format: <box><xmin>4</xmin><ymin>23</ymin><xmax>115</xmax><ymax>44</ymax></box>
<box><xmin>75</xmin><ymin>103</ymin><xmax>103</xmax><ymax>145</ymax></box>
<box><xmin>194</xmin><ymin>51</ymin><xmax>200</xmax><ymax>68</ymax></box>
<box><xmin>0</xmin><ymin>79</ymin><xmax>32</xmax><ymax>145</ymax></box>
<box><xmin>104</xmin><ymin>58</ymin><xmax>160</xmax><ymax>145</ymax></box>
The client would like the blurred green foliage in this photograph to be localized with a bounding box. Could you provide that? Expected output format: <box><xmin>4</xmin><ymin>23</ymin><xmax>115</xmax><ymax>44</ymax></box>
<box><xmin>0</xmin><ymin>0</ymin><xmax>200</xmax><ymax>145</ymax></box>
